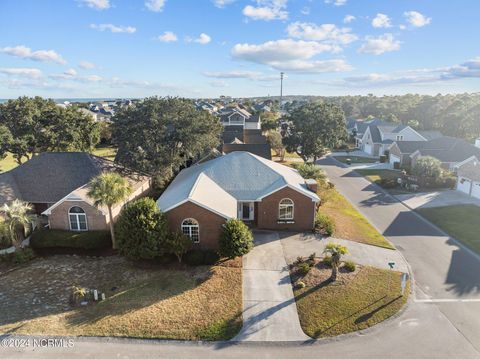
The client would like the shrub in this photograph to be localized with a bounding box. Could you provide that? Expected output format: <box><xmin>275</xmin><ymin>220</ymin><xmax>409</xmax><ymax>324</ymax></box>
<box><xmin>30</xmin><ymin>230</ymin><xmax>111</xmax><ymax>249</ymax></box>
<box><xmin>379</xmin><ymin>155</ymin><xmax>387</xmax><ymax>163</ymax></box>
<box><xmin>218</xmin><ymin>219</ymin><xmax>253</xmax><ymax>259</ymax></box>
<box><xmin>323</xmin><ymin>255</ymin><xmax>333</xmax><ymax>268</ymax></box>
<box><xmin>166</xmin><ymin>232</ymin><xmax>192</xmax><ymax>263</ymax></box>
<box><xmin>343</xmin><ymin>260</ymin><xmax>356</xmax><ymax>272</ymax></box>
<box><xmin>393</xmin><ymin>162</ymin><xmax>401</xmax><ymax>170</ymax></box>
<box><xmin>115</xmin><ymin>197</ymin><xmax>169</xmax><ymax>260</ymax></box>
<box><xmin>297</xmin><ymin>262</ymin><xmax>312</xmax><ymax>275</ymax></box>
<box><xmin>379</xmin><ymin>178</ymin><xmax>398</xmax><ymax>189</ymax></box>
<box><xmin>314</xmin><ymin>213</ymin><xmax>335</xmax><ymax>236</ymax></box>
<box><xmin>295</xmin><ymin>163</ymin><xmax>326</xmax><ymax>181</ymax></box>
<box><xmin>12</xmin><ymin>248</ymin><xmax>35</xmax><ymax>264</ymax></box>
<box><xmin>296</xmin><ymin>281</ymin><xmax>306</xmax><ymax>289</ymax></box>
<box><xmin>203</xmin><ymin>250</ymin><xmax>220</xmax><ymax>265</ymax></box>
<box><xmin>412</xmin><ymin>156</ymin><xmax>442</xmax><ymax>178</ymax></box>
<box><xmin>184</xmin><ymin>249</ymin><xmax>205</xmax><ymax>266</ymax></box>
<box><xmin>308</xmin><ymin>252</ymin><xmax>316</xmax><ymax>261</ymax></box>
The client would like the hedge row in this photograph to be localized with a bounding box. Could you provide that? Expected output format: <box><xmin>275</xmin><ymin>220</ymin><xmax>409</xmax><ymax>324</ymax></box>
<box><xmin>30</xmin><ymin>230</ymin><xmax>111</xmax><ymax>250</ymax></box>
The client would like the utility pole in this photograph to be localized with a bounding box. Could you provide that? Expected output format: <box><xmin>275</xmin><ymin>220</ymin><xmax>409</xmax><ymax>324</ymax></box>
<box><xmin>280</xmin><ymin>72</ymin><xmax>284</xmax><ymax>110</ymax></box>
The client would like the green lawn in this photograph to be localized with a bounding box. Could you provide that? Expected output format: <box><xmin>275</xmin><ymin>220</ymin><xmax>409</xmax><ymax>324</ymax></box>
<box><xmin>294</xmin><ymin>266</ymin><xmax>409</xmax><ymax>338</ymax></box>
<box><xmin>0</xmin><ymin>146</ymin><xmax>118</xmax><ymax>173</ymax></box>
<box><xmin>417</xmin><ymin>204</ymin><xmax>480</xmax><ymax>254</ymax></box>
<box><xmin>318</xmin><ymin>186</ymin><xmax>394</xmax><ymax>249</ymax></box>
<box><xmin>355</xmin><ymin>169</ymin><xmax>401</xmax><ymax>183</ymax></box>
<box><xmin>334</xmin><ymin>156</ymin><xmax>378</xmax><ymax>164</ymax></box>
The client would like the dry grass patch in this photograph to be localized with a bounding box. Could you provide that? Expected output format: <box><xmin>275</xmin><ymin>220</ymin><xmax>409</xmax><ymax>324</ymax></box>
<box><xmin>0</xmin><ymin>256</ymin><xmax>242</xmax><ymax>340</ymax></box>
<box><xmin>292</xmin><ymin>264</ymin><xmax>409</xmax><ymax>338</ymax></box>
<box><xmin>318</xmin><ymin>186</ymin><xmax>394</xmax><ymax>249</ymax></box>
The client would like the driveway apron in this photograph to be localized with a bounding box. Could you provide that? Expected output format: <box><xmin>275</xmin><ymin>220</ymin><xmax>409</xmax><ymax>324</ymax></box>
<box><xmin>232</xmin><ymin>231</ymin><xmax>310</xmax><ymax>342</ymax></box>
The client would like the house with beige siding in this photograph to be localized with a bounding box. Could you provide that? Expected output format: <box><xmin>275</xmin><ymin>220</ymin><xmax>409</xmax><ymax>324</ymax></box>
<box><xmin>157</xmin><ymin>151</ymin><xmax>320</xmax><ymax>249</ymax></box>
<box><xmin>0</xmin><ymin>152</ymin><xmax>151</xmax><ymax>232</ymax></box>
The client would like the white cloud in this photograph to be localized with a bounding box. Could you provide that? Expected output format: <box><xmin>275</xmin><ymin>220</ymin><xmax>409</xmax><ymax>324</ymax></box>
<box><xmin>343</xmin><ymin>15</ymin><xmax>355</xmax><ymax>24</ymax></box>
<box><xmin>325</xmin><ymin>0</ymin><xmax>347</xmax><ymax>6</ymax></box>
<box><xmin>372</xmin><ymin>13</ymin><xmax>392</xmax><ymax>28</ymax></box>
<box><xmin>213</xmin><ymin>0</ymin><xmax>235</xmax><ymax>8</ymax></box>
<box><xmin>0</xmin><ymin>45</ymin><xmax>66</xmax><ymax>65</ymax></box>
<box><xmin>358</xmin><ymin>33</ymin><xmax>400</xmax><ymax>55</ymax></box>
<box><xmin>64</xmin><ymin>68</ymin><xmax>77</xmax><ymax>77</ymax></box>
<box><xmin>90</xmin><ymin>24</ymin><xmax>136</xmax><ymax>33</ymax></box>
<box><xmin>209</xmin><ymin>80</ymin><xmax>229</xmax><ymax>87</ymax></box>
<box><xmin>79</xmin><ymin>0</ymin><xmax>110</xmax><ymax>10</ymax></box>
<box><xmin>232</xmin><ymin>39</ymin><xmax>340</xmax><ymax>63</ymax></box>
<box><xmin>286</xmin><ymin>22</ymin><xmax>357</xmax><ymax>45</ymax></box>
<box><xmin>157</xmin><ymin>31</ymin><xmax>178</xmax><ymax>42</ymax></box>
<box><xmin>231</xmin><ymin>39</ymin><xmax>351</xmax><ymax>73</ymax></box>
<box><xmin>145</xmin><ymin>0</ymin><xmax>166</xmax><ymax>12</ymax></box>
<box><xmin>203</xmin><ymin>70</ymin><xmax>279</xmax><ymax>81</ymax></box>
<box><xmin>187</xmin><ymin>33</ymin><xmax>211</xmax><ymax>44</ymax></box>
<box><xmin>0</xmin><ymin>67</ymin><xmax>42</xmax><ymax>79</ymax></box>
<box><xmin>79</xmin><ymin>61</ymin><xmax>96</xmax><ymax>70</ymax></box>
<box><xmin>243</xmin><ymin>0</ymin><xmax>288</xmax><ymax>21</ymax></box>
<box><xmin>334</xmin><ymin>57</ymin><xmax>480</xmax><ymax>87</ymax></box>
<box><xmin>404</xmin><ymin>11</ymin><xmax>431</xmax><ymax>28</ymax></box>
<box><xmin>300</xmin><ymin>7</ymin><xmax>310</xmax><ymax>15</ymax></box>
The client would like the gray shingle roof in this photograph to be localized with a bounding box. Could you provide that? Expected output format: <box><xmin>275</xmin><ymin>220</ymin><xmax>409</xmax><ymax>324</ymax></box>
<box><xmin>395</xmin><ymin>141</ymin><xmax>427</xmax><ymax>154</ymax></box>
<box><xmin>415</xmin><ymin>137</ymin><xmax>480</xmax><ymax>163</ymax></box>
<box><xmin>458</xmin><ymin>157</ymin><xmax>480</xmax><ymax>181</ymax></box>
<box><xmin>0</xmin><ymin>152</ymin><xmax>144</xmax><ymax>204</ymax></box>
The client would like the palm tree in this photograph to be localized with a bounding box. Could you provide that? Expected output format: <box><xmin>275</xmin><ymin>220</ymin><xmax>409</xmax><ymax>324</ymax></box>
<box><xmin>1</xmin><ymin>199</ymin><xmax>34</xmax><ymax>248</ymax></box>
<box><xmin>87</xmin><ymin>173</ymin><xmax>132</xmax><ymax>250</ymax></box>
<box><xmin>323</xmin><ymin>242</ymin><xmax>348</xmax><ymax>282</ymax></box>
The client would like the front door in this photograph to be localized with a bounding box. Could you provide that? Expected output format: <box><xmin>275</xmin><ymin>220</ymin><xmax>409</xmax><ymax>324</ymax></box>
<box><xmin>238</xmin><ymin>202</ymin><xmax>254</xmax><ymax>220</ymax></box>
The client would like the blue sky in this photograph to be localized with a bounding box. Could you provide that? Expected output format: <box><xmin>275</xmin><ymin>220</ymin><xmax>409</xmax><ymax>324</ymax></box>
<box><xmin>0</xmin><ymin>0</ymin><xmax>479</xmax><ymax>98</ymax></box>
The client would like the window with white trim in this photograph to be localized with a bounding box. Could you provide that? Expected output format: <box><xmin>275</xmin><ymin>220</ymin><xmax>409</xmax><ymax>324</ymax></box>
<box><xmin>69</xmin><ymin>206</ymin><xmax>88</xmax><ymax>231</ymax></box>
<box><xmin>279</xmin><ymin>198</ymin><xmax>294</xmax><ymax>220</ymax></box>
<box><xmin>181</xmin><ymin>218</ymin><xmax>200</xmax><ymax>243</ymax></box>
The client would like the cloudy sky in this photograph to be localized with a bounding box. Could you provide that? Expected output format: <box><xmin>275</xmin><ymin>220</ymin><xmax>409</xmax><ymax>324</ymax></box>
<box><xmin>0</xmin><ymin>0</ymin><xmax>479</xmax><ymax>98</ymax></box>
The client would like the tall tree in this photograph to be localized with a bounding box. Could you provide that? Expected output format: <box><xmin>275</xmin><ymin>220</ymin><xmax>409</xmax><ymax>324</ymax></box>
<box><xmin>112</xmin><ymin>97</ymin><xmax>222</xmax><ymax>185</ymax></box>
<box><xmin>0</xmin><ymin>125</ymin><xmax>12</xmax><ymax>160</ymax></box>
<box><xmin>0</xmin><ymin>97</ymin><xmax>100</xmax><ymax>164</ymax></box>
<box><xmin>283</xmin><ymin>102</ymin><xmax>347</xmax><ymax>162</ymax></box>
<box><xmin>87</xmin><ymin>173</ymin><xmax>132</xmax><ymax>250</ymax></box>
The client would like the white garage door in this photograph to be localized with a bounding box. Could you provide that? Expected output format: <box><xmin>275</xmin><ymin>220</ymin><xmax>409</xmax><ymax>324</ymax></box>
<box><xmin>457</xmin><ymin>177</ymin><xmax>472</xmax><ymax>195</ymax></box>
<box><xmin>363</xmin><ymin>144</ymin><xmax>372</xmax><ymax>155</ymax></box>
<box><xmin>390</xmin><ymin>154</ymin><xmax>400</xmax><ymax>166</ymax></box>
<box><xmin>471</xmin><ymin>182</ymin><xmax>480</xmax><ymax>199</ymax></box>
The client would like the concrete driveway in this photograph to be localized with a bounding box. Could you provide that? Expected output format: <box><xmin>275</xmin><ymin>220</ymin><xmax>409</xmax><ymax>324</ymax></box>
<box><xmin>280</xmin><ymin>233</ymin><xmax>409</xmax><ymax>273</ymax></box>
<box><xmin>395</xmin><ymin>190</ymin><xmax>480</xmax><ymax>209</ymax></box>
<box><xmin>232</xmin><ymin>231</ymin><xmax>309</xmax><ymax>342</ymax></box>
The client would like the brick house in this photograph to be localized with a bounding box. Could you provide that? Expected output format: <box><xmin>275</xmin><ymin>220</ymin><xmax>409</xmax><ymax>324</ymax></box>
<box><xmin>157</xmin><ymin>151</ymin><xmax>320</xmax><ymax>249</ymax></box>
<box><xmin>0</xmin><ymin>152</ymin><xmax>151</xmax><ymax>232</ymax></box>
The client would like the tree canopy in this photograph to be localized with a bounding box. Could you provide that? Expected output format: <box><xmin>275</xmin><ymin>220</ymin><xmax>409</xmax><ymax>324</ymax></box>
<box><xmin>0</xmin><ymin>96</ymin><xmax>101</xmax><ymax>164</ymax></box>
<box><xmin>283</xmin><ymin>102</ymin><xmax>347</xmax><ymax>162</ymax></box>
<box><xmin>112</xmin><ymin>97</ymin><xmax>222</xmax><ymax>185</ymax></box>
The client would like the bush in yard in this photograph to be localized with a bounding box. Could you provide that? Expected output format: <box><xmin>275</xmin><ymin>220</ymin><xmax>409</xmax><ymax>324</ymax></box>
<box><xmin>297</xmin><ymin>262</ymin><xmax>312</xmax><ymax>275</ymax></box>
<box><xmin>412</xmin><ymin>156</ymin><xmax>442</xmax><ymax>178</ymax></box>
<box><xmin>0</xmin><ymin>247</ymin><xmax>35</xmax><ymax>264</ymax></box>
<box><xmin>322</xmin><ymin>255</ymin><xmax>333</xmax><ymax>268</ymax></box>
<box><xmin>115</xmin><ymin>197</ymin><xmax>169</xmax><ymax>260</ymax></box>
<box><xmin>31</xmin><ymin>229</ymin><xmax>111</xmax><ymax>249</ymax></box>
<box><xmin>218</xmin><ymin>219</ymin><xmax>253</xmax><ymax>259</ymax></box>
<box><xmin>323</xmin><ymin>243</ymin><xmax>349</xmax><ymax>282</ymax></box>
<box><xmin>379</xmin><ymin>178</ymin><xmax>398</xmax><ymax>189</ymax></box>
<box><xmin>166</xmin><ymin>231</ymin><xmax>192</xmax><ymax>263</ymax></box>
<box><xmin>314</xmin><ymin>213</ymin><xmax>335</xmax><ymax>236</ymax></box>
<box><xmin>294</xmin><ymin>163</ymin><xmax>326</xmax><ymax>182</ymax></box>
<box><xmin>343</xmin><ymin>260</ymin><xmax>356</xmax><ymax>272</ymax></box>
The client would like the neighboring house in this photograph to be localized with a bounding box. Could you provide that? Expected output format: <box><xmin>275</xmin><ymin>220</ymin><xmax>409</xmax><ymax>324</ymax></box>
<box><xmin>456</xmin><ymin>156</ymin><xmax>480</xmax><ymax>199</ymax></box>
<box><xmin>222</xmin><ymin>128</ymin><xmax>272</xmax><ymax>160</ymax></box>
<box><xmin>361</xmin><ymin>122</ymin><xmax>427</xmax><ymax>157</ymax></box>
<box><xmin>0</xmin><ymin>153</ymin><xmax>151</xmax><ymax>232</ymax></box>
<box><xmin>157</xmin><ymin>151</ymin><xmax>320</xmax><ymax>249</ymax></box>
<box><xmin>410</xmin><ymin>136</ymin><xmax>480</xmax><ymax>171</ymax></box>
<box><xmin>219</xmin><ymin>107</ymin><xmax>260</xmax><ymax>130</ymax></box>
<box><xmin>388</xmin><ymin>141</ymin><xmax>427</xmax><ymax>167</ymax></box>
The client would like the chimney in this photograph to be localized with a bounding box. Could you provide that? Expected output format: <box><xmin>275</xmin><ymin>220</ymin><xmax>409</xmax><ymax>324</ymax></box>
<box><xmin>305</xmin><ymin>179</ymin><xmax>318</xmax><ymax>193</ymax></box>
<box><xmin>475</xmin><ymin>138</ymin><xmax>480</xmax><ymax>149</ymax></box>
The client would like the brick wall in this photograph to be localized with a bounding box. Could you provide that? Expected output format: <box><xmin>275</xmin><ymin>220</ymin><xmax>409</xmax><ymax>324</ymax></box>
<box><xmin>257</xmin><ymin>187</ymin><xmax>316</xmax><ymax>231</ymax></box>
<box><xmin>165</xmin><ymin>201</ymin><xmax>226</xmax><ymax>250</ymax></box>
<box><xmin>49</xmin><ymin>200</ymin><xmax>108</xmax><ymax>231</ymax></box>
